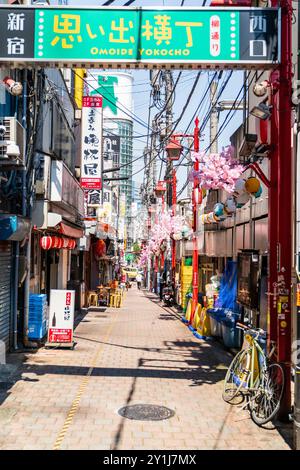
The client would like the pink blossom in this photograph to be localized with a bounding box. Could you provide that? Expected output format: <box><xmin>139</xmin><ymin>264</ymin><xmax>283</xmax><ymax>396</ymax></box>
<box><xmin>191</xmin><ymin>146</ymin><xmax>243</xmax><ymax>193</ymax></box>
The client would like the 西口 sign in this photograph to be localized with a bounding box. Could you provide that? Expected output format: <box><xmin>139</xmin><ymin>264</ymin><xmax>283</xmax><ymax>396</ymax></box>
<box><xmin>0</xmin><ymin>6</ymin><xmax>280</xmax><ymax>69</ymax></box>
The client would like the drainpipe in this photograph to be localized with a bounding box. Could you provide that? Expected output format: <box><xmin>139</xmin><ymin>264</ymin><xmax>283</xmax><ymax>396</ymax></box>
<box><xmin>22</xmin><ymin>70</ymin><xmax>36</xmax><ymax>348</ymax></box>
<box><xmin>10</xmin><ymin>81</ymin><xmax>20</xmax><ymax>350</ymax></box>
<box><xmin>22</xmin><ymin>70</ymin><xmax>29</xmax><ymax>346</ymax></box>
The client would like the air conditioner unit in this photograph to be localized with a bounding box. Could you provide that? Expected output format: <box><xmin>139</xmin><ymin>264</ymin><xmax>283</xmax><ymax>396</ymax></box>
<box><xmin>0</xmin><ymin>117</ymin><xmax>25</xmax><ymax>168</ymax></box>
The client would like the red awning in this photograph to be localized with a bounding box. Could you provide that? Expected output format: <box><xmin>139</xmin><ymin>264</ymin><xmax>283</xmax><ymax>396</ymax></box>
<box><xmin>58</xmin><ymin>222</ymin><xmax>84</xmax><ymax>239</ymax></box>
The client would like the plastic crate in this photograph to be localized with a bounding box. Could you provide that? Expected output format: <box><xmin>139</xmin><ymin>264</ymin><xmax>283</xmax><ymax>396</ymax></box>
<box><xmin>28</xmin><ymin>320</ymin><xmax>47</xmax><ymax>340</ymax></box>
<box><xmin>29</xmin><ymin>294</ymin><xmax>47</xmax><ymax>300</ymax></box>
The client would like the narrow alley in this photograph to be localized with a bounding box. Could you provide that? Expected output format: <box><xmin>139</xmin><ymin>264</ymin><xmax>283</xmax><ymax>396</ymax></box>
<box><xmin>0</xmin><ymin>287</ymin><xmax>292</xmax><ymax>451</ymax></box>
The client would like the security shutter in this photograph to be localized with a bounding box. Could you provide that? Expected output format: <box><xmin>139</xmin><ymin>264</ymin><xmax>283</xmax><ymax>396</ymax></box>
<box><xmin>0</xmin><ymin>242</ymin><xmax>12</xmax><ymax>350</ymax></box>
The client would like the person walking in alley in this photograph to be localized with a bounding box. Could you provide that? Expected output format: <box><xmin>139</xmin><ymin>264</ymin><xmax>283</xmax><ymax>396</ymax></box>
<box><xmin>136</xmin><ymin>272</ymin><xmax>142</xmax><ymax>290</ymax></box>
<box><xmin>159</xmin><ymin>271</ymin><xmax>166</xmax><ymax>301</ymax></box>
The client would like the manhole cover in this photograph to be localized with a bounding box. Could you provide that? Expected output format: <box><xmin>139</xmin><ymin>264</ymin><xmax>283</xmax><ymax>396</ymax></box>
<box><xmin>118</xmin><ymin>404</ymin><xmax>175</xmax><ymax>421</ymax></box>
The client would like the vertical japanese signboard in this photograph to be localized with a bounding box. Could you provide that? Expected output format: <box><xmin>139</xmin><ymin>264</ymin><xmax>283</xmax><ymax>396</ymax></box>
<box><xmin>0</xmin><ymin>8</ymin><xmax>35</xmax><ymax>59</ymax></box>
<box><xmin>80</xmin><ymin>95</ymin><xmax>103</xmax><ymax>195</ymax></box>
<box><xmin>0</xmin><ymin>6</ymin><xmax>280</xmax><ymax>67</ymax></box>
<box><xmin>48</xmin><ymin>289</ymin><xmax>75</xmax><ymax>346</ymax></box>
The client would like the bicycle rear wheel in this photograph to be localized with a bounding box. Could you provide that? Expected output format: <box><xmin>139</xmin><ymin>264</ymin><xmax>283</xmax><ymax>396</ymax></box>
<box><xmin>222</xmin><ymin>348</ymin><xmax>250</xmax><ymax>404</ymax></box>
<box><xmin>250</xmin><ymin>362</ymin><xmax>285</xmax><ymax>426</ymax></box>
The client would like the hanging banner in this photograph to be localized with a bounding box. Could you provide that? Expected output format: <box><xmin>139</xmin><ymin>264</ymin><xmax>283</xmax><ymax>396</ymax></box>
<box><xmin>80</xmin><ymin>95</ymin><xmax>103</xmax><ymax>190</ymax></box>
<box><xmin>48</xmin><ymin>289</ymin><xmax>75</xmax><ymax>345</ymax></box>
<box><xmin>0</xmin><ymin>6</ymin><xmax>280</xmax><ymax>68</ymax></box>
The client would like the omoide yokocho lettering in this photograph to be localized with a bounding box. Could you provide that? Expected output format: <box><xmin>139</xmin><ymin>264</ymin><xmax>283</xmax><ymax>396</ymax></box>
<box><xmin>89</xmin><ymin>47</ymin><xmax>191</xmax><ymax>57</ymax></box>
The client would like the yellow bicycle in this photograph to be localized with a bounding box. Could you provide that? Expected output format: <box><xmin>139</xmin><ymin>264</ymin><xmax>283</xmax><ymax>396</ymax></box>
<box><xmin>222</xmin><ymin>323</ymin><xmax>285</xmax><ymax>426</ymax></box>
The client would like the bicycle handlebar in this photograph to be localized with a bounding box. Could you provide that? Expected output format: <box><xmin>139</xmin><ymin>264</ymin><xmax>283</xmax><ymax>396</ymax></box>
<box><xmin>236</xmin><ymin>322</ymin><xmax>266</xmax><ymax>337</ymax></box>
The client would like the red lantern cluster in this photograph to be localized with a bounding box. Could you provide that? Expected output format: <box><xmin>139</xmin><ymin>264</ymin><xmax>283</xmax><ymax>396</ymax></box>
<box><xmin>40</xmin><ymin>236</ymin><xmax>76</xmax><ymax>250</ymax></box>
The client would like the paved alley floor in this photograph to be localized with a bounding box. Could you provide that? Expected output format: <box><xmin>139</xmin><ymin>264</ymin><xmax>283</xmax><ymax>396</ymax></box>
<box><xmin>0</xmin><ymin>287</ymin><xmax>293</xmax><ymax>450</ymax></box>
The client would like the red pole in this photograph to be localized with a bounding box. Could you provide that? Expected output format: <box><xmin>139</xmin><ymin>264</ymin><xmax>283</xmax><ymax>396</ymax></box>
<box><xmin>161</xmin><ymin>194</ymin><xmax>165</xmax><ymax>270</ymax></box>
<box><xmin>172</xmin><ymin>169</ymin><xmax>177</xmax><ymax>281</ymax></box>
<box><xmin>268</xmin><ymin>69</ymin><xmax>280</xmax><ymax>348</ymax></box>
<box><xmin>190</xmin><ymin>118</ymin><xmax>200</xmax><ymax>322</ymax></box>
<box><xmin>276</xmin><ymin>0</ymin><xmax>293</xmax><ymax>419</ymax></box>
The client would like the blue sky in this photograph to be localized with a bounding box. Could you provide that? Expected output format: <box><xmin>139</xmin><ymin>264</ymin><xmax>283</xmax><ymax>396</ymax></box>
<box><xmin>67</xmin><ymin>0</ymin><xmax>244</xmax><ymax>193</ymax></box>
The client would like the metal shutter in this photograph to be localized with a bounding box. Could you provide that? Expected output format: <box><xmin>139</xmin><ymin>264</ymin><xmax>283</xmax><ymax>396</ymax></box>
<box><xmin>0</xmin><ymin>242</ymin><xmax>12</xmax><ymax>350</ymax></box>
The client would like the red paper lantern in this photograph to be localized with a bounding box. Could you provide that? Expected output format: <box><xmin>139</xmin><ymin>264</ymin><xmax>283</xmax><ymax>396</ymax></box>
<box><xmin>52</xmin><ymin>236</ymin><xmax>61</xmax><ymax>249</ymax></box>
<box><xmin>67</xmin><ymin>239</ymin><xmax>76</xmax><ymax>250</ymax></box>
<box><xmin>40</xmin><ymin>236</ymin><xmax>52</xmax><ymax>250</ymax></box>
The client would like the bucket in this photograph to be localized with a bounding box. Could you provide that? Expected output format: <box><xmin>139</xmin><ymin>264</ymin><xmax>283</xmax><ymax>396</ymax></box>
<box><xmin>220</xmin><ymin>311</ymin><xmax>242</xmax><ymax>349</ymax></box>
<box><xmin>207</xmin><ymin>308</ymin><xmax>225</xmax><ymax>337</ymax></box>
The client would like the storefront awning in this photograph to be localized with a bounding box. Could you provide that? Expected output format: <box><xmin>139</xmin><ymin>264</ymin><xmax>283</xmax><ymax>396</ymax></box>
<box><xmin>57</xmin><ymin>222</ymin><xmax>84</xmax><ymax>239</ymax></box>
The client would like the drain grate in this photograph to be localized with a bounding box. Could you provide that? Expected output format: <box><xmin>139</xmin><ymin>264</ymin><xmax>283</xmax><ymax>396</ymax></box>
<box><xmin>118</xmin><ymin>404</ymin><xmax>175</xmax><ymax>421</ymax></box>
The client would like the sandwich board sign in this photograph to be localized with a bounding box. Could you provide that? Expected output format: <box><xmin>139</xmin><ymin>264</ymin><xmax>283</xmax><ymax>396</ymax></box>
<box><xmin>47</xmin><ymin>289</ymin><xmax>75</xmax><ymax>348</ymax></box>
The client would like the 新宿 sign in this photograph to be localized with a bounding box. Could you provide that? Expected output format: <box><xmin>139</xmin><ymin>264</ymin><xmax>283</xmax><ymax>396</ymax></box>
<box><xmin>0</xmin><ymin>6</ymin><xmax>280</xmax><ymax>68</ymax></box>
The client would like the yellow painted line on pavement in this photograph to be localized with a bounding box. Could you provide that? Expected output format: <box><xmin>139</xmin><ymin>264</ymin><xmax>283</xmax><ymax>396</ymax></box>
<box><xmin>53</xmin><ymin>313</ymin><xmax>118</xmax><ymax>450</ymax></box>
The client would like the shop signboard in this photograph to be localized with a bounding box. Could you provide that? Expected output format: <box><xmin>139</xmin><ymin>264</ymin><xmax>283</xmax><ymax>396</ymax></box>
<box><xmin>80</xmin><ymin>95</ymin><xmax>103</xmax><ymax>191</ymax></box>
<box><xmin>0</xmin><ymin>6</ymin><xmax>280</xmax><ymax>68</ymax></box>
<box><xmin>48</xmin><ymin>289</ymin><xmax>75</xmax><ymax>346</ymax></box>
<box><xmin>50</xmin><ymin>160</ymin><xmax>85</xmax><ymax>216</ymax></box>
<box><xmin>103</xmin><ymin>135</ymin><xmax>120</xmax><ymax>163</ymax></box>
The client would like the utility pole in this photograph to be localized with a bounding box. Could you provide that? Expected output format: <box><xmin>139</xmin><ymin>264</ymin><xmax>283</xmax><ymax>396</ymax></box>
<box><xmin>210</xmin><ymin>80</ymin><xmax>218</xmax><ymax>154</ymax></box>
<box><xmin>165</xmin><ymin>71</ymin><xmax>174</xmax><ymax>207</ymax></box>
<box><xmin>164</xmin><ymin>71</ymin><xmax>174</xmax><ymax>281</ymax></box>
<box><xmin>149</xmin><ymin>118</ymin><xmax>158</xmax><ymax>194</ymax></box>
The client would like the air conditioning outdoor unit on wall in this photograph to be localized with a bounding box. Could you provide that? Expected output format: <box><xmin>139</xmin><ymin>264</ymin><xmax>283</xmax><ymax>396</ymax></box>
<box><xmin>0</xmin><ymin>117</ymin><xmax>25</xmax><ymax>169</ymax></box>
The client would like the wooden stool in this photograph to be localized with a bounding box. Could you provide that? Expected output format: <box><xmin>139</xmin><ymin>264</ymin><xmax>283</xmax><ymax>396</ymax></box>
<box><xmin>109</xmin><ymin>293</ymin><xmax>117</xmax><ymax>307</ymax></box>
<box><xmin>87</xmin><ymin>291</ymin><xmax>98</xmax><ymax>307</ymax></box>
<box><xmin>115</xmin><ymin>293</ymin><xmax>122</xmax><ymax>308</ymax></box>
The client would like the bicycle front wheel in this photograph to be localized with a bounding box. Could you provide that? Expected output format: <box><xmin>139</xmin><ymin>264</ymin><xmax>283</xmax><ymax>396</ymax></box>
<box><xmin>222</xmin><ymin>348</ymin><xmax>250</xmax><ymax>404</ymax></box>
<box><xmin>250</xmin><ymin>362</ymin><xmax>285</xmax><ymax>426</ymax></box>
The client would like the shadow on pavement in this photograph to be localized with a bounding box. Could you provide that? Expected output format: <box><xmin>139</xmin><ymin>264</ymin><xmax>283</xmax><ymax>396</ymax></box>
<box><xmin>0</xmin><ymin>290</ymin><xmax>293</xmax><ymax>450</ymax></box>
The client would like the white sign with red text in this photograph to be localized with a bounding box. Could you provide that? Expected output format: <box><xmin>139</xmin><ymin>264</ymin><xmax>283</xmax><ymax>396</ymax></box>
<box><xmin>48</xmin><ymin>289</ymin><xmax>75</xmax><ymax>344</ymax></box>
<box><xmin>80</xmin><ymin>95</ymin><xmax>103</xmax><ymax>190</ymax></box>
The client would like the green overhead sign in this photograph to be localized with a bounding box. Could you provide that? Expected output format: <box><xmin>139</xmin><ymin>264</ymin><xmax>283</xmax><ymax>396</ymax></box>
<box><xmin>0</xmin><ymin>6</ymin><xmax>280</xmax><ymax>68</ymax></box>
